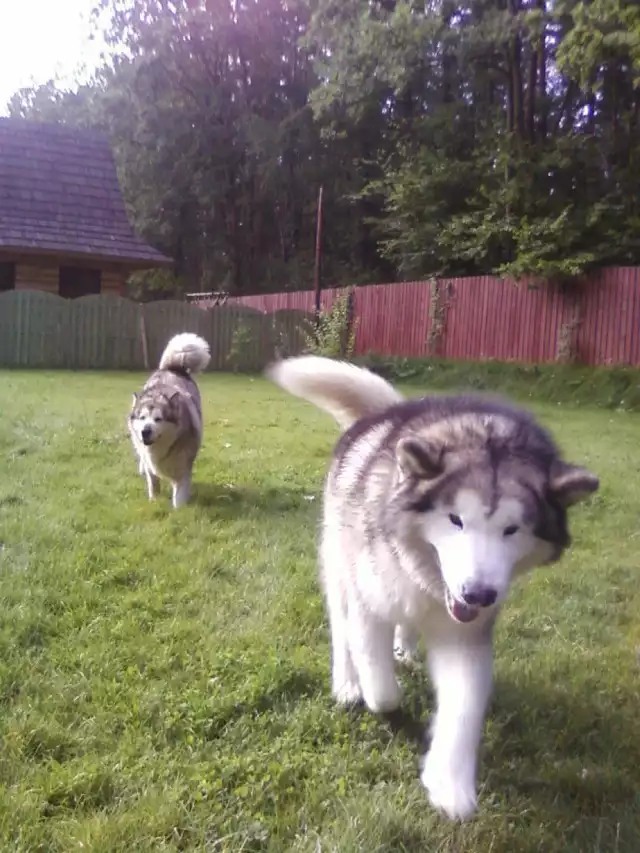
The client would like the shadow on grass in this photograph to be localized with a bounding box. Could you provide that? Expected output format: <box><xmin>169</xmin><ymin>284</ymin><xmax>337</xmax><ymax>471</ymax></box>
<box><xmin>488</xmin><ymin>675</ymin><xmax>640</xmax><ymax>797</ymax></box>
<box><xmin>364</xmin><ymin>669</ymin><xmax>640</xmax><ymax>851</ymax></box>
<box><xmin>200</xmin><ymin>667</ymin><xmax>326</xmax><ymax>742</ymax></box>
<box><xmin>193</xmin><ymin>481</ymin><xmax>319</xmax><ymax>518</ymax></box>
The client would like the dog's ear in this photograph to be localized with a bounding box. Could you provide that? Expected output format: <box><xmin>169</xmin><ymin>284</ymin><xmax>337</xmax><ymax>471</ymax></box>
<box><xmin>396</xmin><ymin>437</ymin><xmax>443</xmax><ymax>480</ymax></box>
<box><xmin>131</xmin><ymin>392</ymin><xmax>138</xmax><ymax>406</ymax></box>
<box><xmin>548</xmin><ymin>461</ymin><xmax>599</xmax><ymax>507</ymax></box>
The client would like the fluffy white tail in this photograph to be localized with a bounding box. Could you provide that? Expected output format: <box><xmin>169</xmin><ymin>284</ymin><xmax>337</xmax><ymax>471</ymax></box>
<box><xmin>159</xmin><ymin>333</ymin><xmax>211</xmax><ymax>374</ymax></box>
<box><xmin>266</xmin><ymin>355</ymin><xmax>403</xmax><ymax>431</ymax></box>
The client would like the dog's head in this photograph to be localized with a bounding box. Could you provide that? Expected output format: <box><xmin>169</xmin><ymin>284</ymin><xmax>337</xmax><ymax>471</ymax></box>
<box><xmin>389</xmin><ymin>414</ymin><xmax>598</xmax><ymax>625</ymax></box>
<box><xmin>129</xmin><ymin>391</ymin><xmax>180</xmax><ymax>447</ymax></box>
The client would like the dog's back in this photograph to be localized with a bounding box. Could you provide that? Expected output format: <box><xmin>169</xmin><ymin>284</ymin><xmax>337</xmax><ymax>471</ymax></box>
<box><xmin>140</xmin><ymin>368</ymin><xmax>202</xmax><ymax>423</ymax></box>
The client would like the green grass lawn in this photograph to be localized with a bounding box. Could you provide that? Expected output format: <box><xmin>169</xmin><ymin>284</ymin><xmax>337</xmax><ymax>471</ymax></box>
<box><xmin>0</xmin><ymin>370</ymin><xmax>639</xmax><ymax>852</ymax></box>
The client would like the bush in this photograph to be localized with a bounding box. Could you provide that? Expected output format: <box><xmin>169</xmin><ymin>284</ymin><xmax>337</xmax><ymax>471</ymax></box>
<box><xmin>303</xmin><ymin>289</ymin><xmax>356</xmax><ymax>359</ymax></box>
<box><xmin>353</xmin><ymin>354</ymin><xmax>640</xmax><ymax>410</ymax></box>
<box><xmin>226</xmin><ymin>321</ymin><xmax>256</xmax><ymax>373</ymax></box>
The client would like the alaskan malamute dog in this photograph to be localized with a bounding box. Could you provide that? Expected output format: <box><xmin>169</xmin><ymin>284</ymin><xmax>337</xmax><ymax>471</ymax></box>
<box><xmin>266</xmin><ymin>355</ymin><xmax>598</xmax><ymax>821</ymax></box>
<box><xmin>128</xmin><ymin>332</ymin><xmax>211</xmax><ymax>509</ymax></box>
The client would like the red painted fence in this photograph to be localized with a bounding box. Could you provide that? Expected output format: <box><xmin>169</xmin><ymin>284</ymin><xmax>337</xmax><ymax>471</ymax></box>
<box><xmin>218</xmin><ymin>267</ymin><xmax>640</xmax><ymax>366</ymax></box>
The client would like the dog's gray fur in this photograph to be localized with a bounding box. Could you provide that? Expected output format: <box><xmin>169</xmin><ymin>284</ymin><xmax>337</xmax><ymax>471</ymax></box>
<box><xmin>266</xmin><ymin>354</ymin><xmax>599</xmax><ymax>820</ymax></box>
<box><xmin>129</xmin><ymin>332</ymin><xmax>210</xmax><ymax>508</ymax></box>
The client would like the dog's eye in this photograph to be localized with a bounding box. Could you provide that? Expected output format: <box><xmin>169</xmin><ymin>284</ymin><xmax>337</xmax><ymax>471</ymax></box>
<box><xmin>504</xmin><ymin>525</ymin><xmax>519</xmax><ymax>537</ymax></box>
<box><xmin>154</xmin><ymin>417</ymin><xmax>161</xmax><ymax>423</ymax></box>
<box><xmin>448</xmin><ymin>513</ymin><xmax>463</xmax><ymax>529</ymax></box>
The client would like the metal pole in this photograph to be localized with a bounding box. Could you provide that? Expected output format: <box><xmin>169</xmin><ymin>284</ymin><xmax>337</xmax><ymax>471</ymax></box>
<box><xmin>313</xmin><ymin>185</ymin><xmax>324</xmax><ymax>327</ymax></box>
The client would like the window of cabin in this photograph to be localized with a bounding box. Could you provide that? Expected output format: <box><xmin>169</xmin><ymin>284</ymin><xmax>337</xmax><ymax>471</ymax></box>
<box><xmin>58</xmin><ymin>266</ymin><xmax>102</xmax><ymax>299</ymax></box>
<box><xmin>0</xmin><ymin>262</ymin><xmax>16</xmax><ymax>291</ymax></box>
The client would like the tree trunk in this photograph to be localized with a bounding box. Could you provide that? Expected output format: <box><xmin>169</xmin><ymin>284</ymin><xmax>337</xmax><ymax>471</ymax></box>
<box><xmin>507</xmin><ymin>0</ymin><xmax>524</xmax><ymax>138</ymax></box>
<box><xmin>526</xmin><ymin>46</ymin><xmax>537</xmax><ymax>142</ymax></box>
<box><xmin>537</xmin><ymin>0</ymin><xmax>547</xmax><ymax>140</ymax></box>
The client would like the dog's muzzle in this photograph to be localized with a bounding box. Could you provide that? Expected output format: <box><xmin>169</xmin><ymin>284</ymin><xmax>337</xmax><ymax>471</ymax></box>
<box><xmin>444</xmin><ymin>583</ymin><xmax>498</xmax><ymax>624</ymax></box>
<box><xmin>141</xmin><ymin>426</ymin><xmax>154</xmax><ymax>446</ymax></box>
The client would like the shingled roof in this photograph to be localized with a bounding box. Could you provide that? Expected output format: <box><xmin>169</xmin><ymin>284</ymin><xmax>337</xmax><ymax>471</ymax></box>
<box><xmin>0</xmin><ymin>118</ymin><xmax>172</xmax><ymax>268</ymax></box>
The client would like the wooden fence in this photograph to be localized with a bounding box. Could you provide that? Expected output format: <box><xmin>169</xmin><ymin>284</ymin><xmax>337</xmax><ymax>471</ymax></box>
<box><xmin>4</xmin><ymin>267</ymin><xmax>640</xmax><ymax>370</ymax></box>
<box><xmin>0</xmin><ymin>291</ymin><xmax>313</xmax><ymax>370</ymax></box>
<box><xmin>223</xmin><ymin>267</ymin><xmax>640</xmax><ymax>366</ymax></box>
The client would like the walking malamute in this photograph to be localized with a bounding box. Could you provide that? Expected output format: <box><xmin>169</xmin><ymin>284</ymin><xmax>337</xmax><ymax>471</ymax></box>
<box><xmin>266</xmin><ymin>355</ymin><xmax>598</xmax><ymax>821</ymax></box>
<box><xmin>128</xmin><ymin>332</ymin><xmax>210</xmax><ymax>509</ymax></box>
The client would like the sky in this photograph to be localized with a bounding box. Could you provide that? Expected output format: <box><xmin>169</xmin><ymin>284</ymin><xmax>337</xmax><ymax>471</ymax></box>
<box><xmin>0</xmin><ymin>0</ymin><xmax>107</xmax><ymax>116</ymax></box>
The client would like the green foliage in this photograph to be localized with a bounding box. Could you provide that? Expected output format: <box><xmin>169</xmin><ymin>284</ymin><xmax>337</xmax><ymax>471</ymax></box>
<box><xmin>556</xmin><ymin>0</ymin><xmax>640</xmax><ymax>91</ymax></box>
<box><xmin>126</xmin><ymin>267</ymin><xmax>184</xmax><ymax>301</ymax></box>
<box><xmin>355</xmin><ymin>354</ymin><xmax>640</xmax><ymax>411</ymax></box>
<box><xmin>227</xmin><ymin>321</ymin><xmax>257</xmax><ymax>373</ymax></box>
<box><xmin>306</xmin><ymin>0</ymin><xmax>640</xmax><ymax>282</ymax></box>
<box><xmin>303</xmin><ymin>289</ymin><xmax>356</xmax><ymax>359</ymax></box>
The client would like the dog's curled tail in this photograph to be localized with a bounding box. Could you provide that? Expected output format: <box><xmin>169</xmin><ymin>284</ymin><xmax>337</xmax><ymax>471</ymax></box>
<box><xmin>159</xmin><ymin>332</ymin><xmax>211</xmax><ymax>374</ymax></box>
<box><xmin>265</xmin><ymin>355</ymin><xmax>403</xmax><ymax>431</ymax></box>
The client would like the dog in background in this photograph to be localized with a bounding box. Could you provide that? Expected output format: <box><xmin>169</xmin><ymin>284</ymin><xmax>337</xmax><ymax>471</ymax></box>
<box><xmin>128</xmin><ymin>332</ymin><xmax>210</xmax><ymax>509</ymax></box>
<box><xmin>266</xmin><ymin>354</ymin><xmax>599</xmax><ymax>821</ymax></box>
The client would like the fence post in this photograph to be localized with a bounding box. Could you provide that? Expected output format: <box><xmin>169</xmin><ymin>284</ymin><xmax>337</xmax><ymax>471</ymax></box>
<box><xmin>139</xmin><ymin>305</ymin><xmax>149</xmax><ymax>370</ymax></box>
<box><xmin>313</xmin><ymin>185</ymin><xmax>324</xmax><ymax>330</ymax></box>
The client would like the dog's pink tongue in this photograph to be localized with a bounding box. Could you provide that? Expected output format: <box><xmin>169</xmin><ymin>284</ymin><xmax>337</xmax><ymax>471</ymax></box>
<box><xmin>451</xmin><ymin>599</ymin><xmax>479</xmax><ymax>623</ymax></box>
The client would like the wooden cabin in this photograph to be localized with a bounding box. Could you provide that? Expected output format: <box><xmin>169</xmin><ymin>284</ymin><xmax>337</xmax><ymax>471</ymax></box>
<box><xmin>0</xmin><ymin>118</ymin><xmax>172</xmax><ymax>297</ymax></box>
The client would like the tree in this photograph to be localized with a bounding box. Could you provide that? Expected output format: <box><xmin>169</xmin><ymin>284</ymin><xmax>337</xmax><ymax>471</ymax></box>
<box><xmin>9</xmin><ymin>0</ymin><xmax>640</xmax><ymax>291</ymax></box>
<box><xmin>11</xmin><ymin>0</ymin><xmax>392</xmax><ymax>296</ymax></box>
<box><xmin>305</xmin><ymin>0</ymin><xmax>640</xmax><ymax>282</ymax></box>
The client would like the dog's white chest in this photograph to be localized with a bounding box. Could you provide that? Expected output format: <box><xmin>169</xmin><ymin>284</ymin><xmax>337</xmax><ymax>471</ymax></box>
<box><xmin>357</xmin><ymin>545</ymin><xmax>438</xmax><ymax>627</ymax></box>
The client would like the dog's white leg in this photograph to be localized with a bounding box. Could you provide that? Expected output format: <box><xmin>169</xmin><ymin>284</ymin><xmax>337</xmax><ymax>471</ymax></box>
<box><xmin>145</xmin><ymin>470</ymin><xmax>160</xmax><ymax>500</ymax></box>
<box><xmin>393</xmin><ymin>624</ymin><xmax>420</xmax><ymax>665</ymax></box>
<box><xmin>131</xmin><ymin>438</ymin><xmax>145</xmax><ymax>476</ymax></box>
<box><xmin>347</xmin><ymin>595</ymin><xmax>401</xmax><ymax>714</ymax></box>
<box><xmin>325</xmin><ymin>581</ymin><xmax>362</xmax><ymax>706</ymax></box>
<box><xmin>320</xmin><ymin>530</ymin><xmax>362</xmax><ymax>705</ymax></box>
<box><xmin>421</xmin><ymin>635</ymin><xmax>493</xmax><ymax>821</ymax></box>
<box><xmin>172</xmin><ymin>475</ymin><xmax>191</xmax><ymax>509</ymax></box>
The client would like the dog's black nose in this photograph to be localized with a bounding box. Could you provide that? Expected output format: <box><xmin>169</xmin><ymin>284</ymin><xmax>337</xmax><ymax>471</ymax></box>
<box><xmin>141</xmin><ymin>425</ymin><xmax>153</xmax><ymax>442</ymax></box>
<box><xmin>461</xmin><ymin>584</ymin><xmax>498</xmax><ymax>608</ymax></box>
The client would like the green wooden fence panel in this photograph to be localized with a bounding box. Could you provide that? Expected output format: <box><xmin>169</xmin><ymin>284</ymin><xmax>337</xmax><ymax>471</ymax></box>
<box><xmin>0</xmin><ymin>292</ymin><xmax>311</xmax><ymax>370</ymax></box>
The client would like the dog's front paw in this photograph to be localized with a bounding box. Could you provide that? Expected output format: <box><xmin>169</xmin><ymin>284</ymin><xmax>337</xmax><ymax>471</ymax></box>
<box><xmin>333</xmin><ymin>679</ymin><xmax>363</xmax><ymax>707</ymax></box>
<box><xmin>421</xmin><ymin>751</ymin><xmax>478</xmax><ymax>821</ymax></box>
<box><xmin>172</xmin><ymin>481</ymin><xmax>191</xmax><ymax>509</ymax></box>
<box><xmin>393</xmin><ymin>626</ymin><xmax>420</xmax><ymax>667</ymax></box>
<box><xmin>393</xmin><ymin>642</ymin><xmax>419</xmax><ymax>667</ymax></box>
<box><xmin>362</xmin><ymin>678</ymin><xmax>402</xmax><ymax>714</ymax></box>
